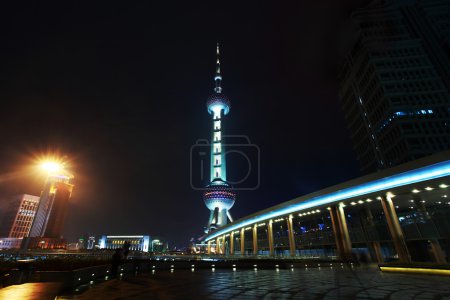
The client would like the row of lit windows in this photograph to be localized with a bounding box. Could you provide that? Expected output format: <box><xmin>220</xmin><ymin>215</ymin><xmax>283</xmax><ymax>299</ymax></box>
<box><xmin>109</xmin><ymin>239</ymin><xmax>142</xmax><ymax>245</ymax></box>
<box><xmin>15</xmin><ymin>215</ymin><xmax>34</xmax><ymax>223</ymax></box>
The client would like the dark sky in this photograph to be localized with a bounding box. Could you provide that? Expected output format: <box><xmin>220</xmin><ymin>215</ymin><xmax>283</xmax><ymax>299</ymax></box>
<box><xmin>0</xmin><ymin>1</ymin><xmax>368</xmax><ymax>247</ymax></box>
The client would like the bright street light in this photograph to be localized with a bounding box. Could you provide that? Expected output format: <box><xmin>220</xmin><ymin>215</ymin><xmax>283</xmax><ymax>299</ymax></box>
<box><xmin>40</xmin><ymin>161</ymin><xmax>63</xmax><ymax>173</ymax></box>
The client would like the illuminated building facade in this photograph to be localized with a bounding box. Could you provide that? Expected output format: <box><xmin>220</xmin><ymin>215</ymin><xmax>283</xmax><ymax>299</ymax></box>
<box><xmin>0</xmin><ymin>194</ymin><xmax>40</xmax><ymax>238</ymax></box>
<box><xmin>150</xmin><ymin>236</ymin><xmax>169</xmax><ymax>252</ymax></box>
<box><xmin>0</xmin><ymin>194</ymin><xmax>40</xmax><ymax>249</ymax></box>
<box><xmin>339</xmin><ymin>0</ymin><xmax>450</xmax><ymax>173</ymax></box>
<box><xmin>203</xmin><ymin>151</ymin><xmax>450</xmax><ymax>263</ymax></box>
<box><xmin>203</xmin><ymin>44</ymin><xmax>236</xmax><ymax>233</ymax></box>
<box><xmin>29</xmin><ymin>170</ymin><xmax>74</xmax><ymax>238</ymax></box>
<box><xmin>99</xmin><ymin>235</ymin><xmax>150</xmax><ymax>252</ymax></box>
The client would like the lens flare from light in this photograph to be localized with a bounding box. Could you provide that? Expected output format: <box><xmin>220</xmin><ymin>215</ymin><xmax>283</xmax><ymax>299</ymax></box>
<box><xmin>40</xmin><ymin>161</ymin><xmax>63</xmax><ymax>173</ymax></box>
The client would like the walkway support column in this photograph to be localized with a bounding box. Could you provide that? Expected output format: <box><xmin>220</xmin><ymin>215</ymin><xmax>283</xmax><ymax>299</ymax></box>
<box><xmin>221</xmin><ymin>235</ymin><xmax>226</xmax><ymax>255</ymax></box>
<box><xmin>230</xmin><ymin>231</ymin><xmax>235</xmax><ymax>256</ymax></box>
<box><xmin>380</xmin><ymin>194</ymin><xmax>411</xmax><ymax>263</ymax></box>
<box><xmin>207</xmin><ymin>241</ymin><xmax>211</xmax><ymax>255</ymax></box>
<box><xmin>216</xmin><ymin>237</ymin><xmax>221</xmax><ymax>254</ymax></box>
<box><xmin>267</xmin><ymin>220</ymin><xmax>274</xmax><ymax>257</ymax></box>
<box><xmin>337</xmin><ymin>204</ymin><xmax>352</xmax><ymax>257</ymax></box>
<box><xmin>287</xmin><ymin>215</ymin><xmax>296</xmax><ymax>257</ymax></box>
<box><xmin>414</xmin><ymin>196</ymin><xmax>446</xmax><ymax>264</ymax></box>
<box><xmin>364</xmin><ymin>206</ymin><xmax>383</xmax><ymax>262</ymax></box>
<box><xmin>429</xmin><ymin>239</ymin><xmax>446</xmax><ymax>264</ymax></box>
<box><xmin>329</xmin><ymin>205</ymin><xmax>352</xmax><ymax>261</ymax></box>
<box><xmin>253</xmin><ymin>224</ymin><xmax>258</xmax><ymax>256</ymax></box>
<box><xmin>240</xmin><ymin>228</ymin><xmax>245</xmax><ymax>256</ymax></box>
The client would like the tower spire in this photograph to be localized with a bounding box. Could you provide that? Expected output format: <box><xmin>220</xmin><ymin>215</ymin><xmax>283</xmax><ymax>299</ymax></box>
<box><xmin>214</xmin><ymin>43</ymin><xmax>222</xmax><ymax>94</ymax></box>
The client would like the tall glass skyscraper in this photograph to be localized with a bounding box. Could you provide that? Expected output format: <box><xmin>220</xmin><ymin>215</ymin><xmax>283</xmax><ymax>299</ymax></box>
<box><xmin>339</xmin><ymin>0</ymin><xmax>450</xmax><ymax>173</ymax></box>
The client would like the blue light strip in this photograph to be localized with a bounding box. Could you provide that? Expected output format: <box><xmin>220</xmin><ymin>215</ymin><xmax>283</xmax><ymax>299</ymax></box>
<box><xmin>378</xmin><ymin>109</ymin><xmax>434</xmax><ymax>133</ymax></box>
<box><xmin>205</xmin><ymin>160</ymin><xmax>450</xmax><ymax>241</ymax></box>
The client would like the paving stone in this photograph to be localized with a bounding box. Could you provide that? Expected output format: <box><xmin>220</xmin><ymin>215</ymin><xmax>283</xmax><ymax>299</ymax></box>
<box><xmin>51</xmin><ymin>267</ymin><xmax>450</xmax><ymax>299</ymax></box>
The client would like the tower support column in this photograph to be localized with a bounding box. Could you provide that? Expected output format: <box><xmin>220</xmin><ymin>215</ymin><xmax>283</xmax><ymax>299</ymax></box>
<box><xmin>253</xmin><ymin>224</ymin><xmax>258</xmax><ymax>256</ymax></box>
<box><xmin>287</xmin><ymin>216</ymin><xmax>296</xmax><ymax>257</ymax></box>
<box><xmin>380</xmin><ymin>194</ymin><xmax>411</xmax><ymax>263</ymax></box>
<box><xmin>267</xmin><ymin>220</ymin><xmax>274</xmax><ymax>257</ymax></box>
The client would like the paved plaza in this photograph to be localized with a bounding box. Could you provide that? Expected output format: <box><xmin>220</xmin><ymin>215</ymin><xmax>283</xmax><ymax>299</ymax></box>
<box><xmin>57</xmin><ymin>266</ymin><xmax>450</xmax><ymax>299</ymax></box>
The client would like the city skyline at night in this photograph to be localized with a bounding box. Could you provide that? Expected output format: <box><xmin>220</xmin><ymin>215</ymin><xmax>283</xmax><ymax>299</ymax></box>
<box><xmin>0</xmin><ymin>1</ymin><xmax>449</xmax><ymax>248</ymax></box>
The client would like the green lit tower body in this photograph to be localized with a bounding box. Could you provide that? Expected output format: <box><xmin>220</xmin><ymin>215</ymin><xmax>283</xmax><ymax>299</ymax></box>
<box><xmin>203</xmin><ymin>44</ymin><xmax>236</xmax><ymax>233</ymax></box>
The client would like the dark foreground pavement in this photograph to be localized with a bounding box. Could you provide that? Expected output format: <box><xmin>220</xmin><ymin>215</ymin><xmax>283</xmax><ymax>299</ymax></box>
<box><xmin>54</xmin><ymin>266</ymin><xmax>450</xmax><ymax>300</ymax></box>
<box><xmin>0</xmin><ymin>282</ymin><xmax>63</xmax><ymax>300</ymax></box>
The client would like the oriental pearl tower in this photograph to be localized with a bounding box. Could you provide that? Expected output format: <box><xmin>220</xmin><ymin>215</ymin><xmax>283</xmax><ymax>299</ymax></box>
<box><xmin>203</xmin><ymin>44</ymin><xmax>236</xmax><ymax>234</ymax></box>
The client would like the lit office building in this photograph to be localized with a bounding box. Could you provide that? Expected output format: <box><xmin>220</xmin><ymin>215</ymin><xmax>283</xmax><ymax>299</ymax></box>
<box><xmin>339</xmin><ymin>0</ymin><xmax>450</xmax><ymax>173</ymax></box>
<box><xmin>28</xmin><ymin>169</ymin><xmax>74</xmax><ymax>238</ymax></box>
<box><xmin>0</xmin><ymin>194</ymin><xmax>40</xmax><ymax>249</ymax></box>
<box><xmin>0</xmin><ymin>194</ymin><xmax>40</xmax><ymax>238</ymax></box>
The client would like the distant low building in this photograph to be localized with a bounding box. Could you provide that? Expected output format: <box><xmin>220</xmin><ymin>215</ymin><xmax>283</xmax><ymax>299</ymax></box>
<box><xmin>67</xmin><ymin>242</ymin><xmax>81</xmax><ymax>251</ymax></box>
<box><xmin>150</xmin><ymin>236</ymin><xmax>169</xmax><ymax>253</ymax></box>
<box><xmin>99</xmin><ymin>235</ymin><xmax>150</xmax><ymax>252</ymax></box>
<box><xmin>86</xmin><ymin>236</ymin><xmax>96</xmax><ymax>250</ymax></box>
<box><xmin>21</xmin><ymin>237</ymin><xmax>66</xmax><ymax>250</ymax></box>
<box><xmin>0</xmin><ymin>237</ymin><xmax>23</xmax><ymax>249</ymax></box>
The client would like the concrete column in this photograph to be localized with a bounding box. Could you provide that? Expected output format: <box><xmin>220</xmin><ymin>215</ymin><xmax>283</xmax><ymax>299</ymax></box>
<box><xmin>240</xmin><ymin>228</ymin><xmax>245</xmax><ymax>256</ymax></box>
<box><xmin>230</xmin><ymin>231</ymin><xmax>235</xmax><ymax>256</ymax></box>
<box><xmin>329</xmin><ymin>206</ymin><xmax>344</xmax><ymax>258</ymax></box>
<box><xmin>216</xmin><ymin>238</ymin><xmax>220</xmax><ymax>254</ymax></box>
<box><xmin>253</xmin><ymin>224</ymin><xmax>258</xmax><ymax>256</ymax></box>
<box><xmin>414</xmin><ymin>196</ymin><xmax>446</xmax><ymax>264</ymax></box>
<box><xmin>287</xmin><ymin>216</ymin><xmax>296</xmax><ymax>257</ymax></box>
<box><xmin>221</xmin><ymin>235</ymin><xmax>226</xmax><ymax>255</ymax></box>
<box><xmin>364</xmin><ymin>206</ymin><xmax>383</xmax><ymax>262</ymax></box>
<box><xmin>429</xmin><ymin>239</ymin><xmax>446</xmax><ymax>264</ymax></box>
<box><xmin>330</xmin><ymin>205</ymin><xmax>352</xmax><ymax>261</ymax></box>
<box><xmin>207</xmin><ymin>241</ymin><xmax>211</xmax><ymax>255</ymax></box>
<box><xmin>267</xmin><ymin>220</ymin><xmax>274</xmax><ymax>257</ymax></box>
<box><xmin>380</xmin><ymin>194</ymin><xmax>411</xmax><ymax>263</ymax></box>
<box><xmin>337</xmin><ymin>204</ymin><xmax>352</xmax><ymax>256</ymax></box>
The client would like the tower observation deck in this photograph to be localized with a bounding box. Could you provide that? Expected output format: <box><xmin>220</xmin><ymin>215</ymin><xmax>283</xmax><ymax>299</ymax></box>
<box><xmin>204</xmin><ymin>44</ymin><xmax>236</xmax><ymax>234</ymax></box>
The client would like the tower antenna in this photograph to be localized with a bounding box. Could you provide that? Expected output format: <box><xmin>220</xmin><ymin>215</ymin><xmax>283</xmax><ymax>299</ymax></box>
<box><xmin>214</xmin><ymin>43</ymin><xmax>222</xmax><ymax>93</ymax></box>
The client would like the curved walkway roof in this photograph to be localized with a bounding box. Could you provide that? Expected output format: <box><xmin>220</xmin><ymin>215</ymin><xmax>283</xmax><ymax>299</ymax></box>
<box><xmin>204</xmin><ymin>151</ymin><xmax>450</xmax><ymax>242</ymax></box>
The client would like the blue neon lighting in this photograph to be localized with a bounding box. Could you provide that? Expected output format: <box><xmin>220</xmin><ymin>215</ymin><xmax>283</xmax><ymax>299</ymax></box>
<box><xmin>379</xmin><ymin>109</ymin><xmax>434</xmax><ymax>133</ymax></box>
<box><xmin>205</xmin><ymin>160</ymin><xmax>450</xmax><ymax>241</ymax></box>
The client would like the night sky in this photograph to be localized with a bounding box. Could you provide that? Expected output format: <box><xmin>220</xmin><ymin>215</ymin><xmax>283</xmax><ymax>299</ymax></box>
<box><xmin>0</xmin><ymin>1</ymin><xmax>369</xmax><ymax>247</ymax></box>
